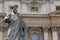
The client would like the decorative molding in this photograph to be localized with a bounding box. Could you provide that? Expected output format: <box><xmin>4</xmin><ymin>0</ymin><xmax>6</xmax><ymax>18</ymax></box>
<box><xmin>51</xmin><ymin>27</ymin><xmax>57</xmax><ymax>31</ymax></box>
<box><xmin>49</xmin><ymin>10</ymin><xmax>60</xmax><ymax>16</ymax></box>
<box><xmin>22</xmin><ymin>14</ymin><xmax>49</xmax><ymax>18</ymax></box>
<box><xmin>0</xmin><ymin>13</ymin><xmax>5</xmax><ymax>17</ymax></box>
<box><xmin>43</xmin><ymin>27</ymin><xmax>49</xmax><ymax>32</ymax></box>
<box><xmin>0</xmin><ymin>13</ymin><xmax>60</xmax><ymax>28</ymax></box>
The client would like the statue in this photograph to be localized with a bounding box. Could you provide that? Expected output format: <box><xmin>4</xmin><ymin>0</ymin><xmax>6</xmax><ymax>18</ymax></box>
<box><xmin>4</xmin><ymin>5</ymin><xmax>26</xmax><ymax>40</ymax></box>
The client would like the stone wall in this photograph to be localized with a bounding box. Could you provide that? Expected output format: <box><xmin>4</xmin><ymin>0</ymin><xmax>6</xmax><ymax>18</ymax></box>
<box><xmin>0</xmin><ymin>0</ymin><xmax>60</xmax><ymax>14</ymax></box>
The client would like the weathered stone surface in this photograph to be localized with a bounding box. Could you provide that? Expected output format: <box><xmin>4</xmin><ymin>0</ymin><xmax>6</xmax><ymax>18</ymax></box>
<box><xmin>0</xmin><ymin>10</ymin><xmax>60</xmax><ymax>40</ymax></box>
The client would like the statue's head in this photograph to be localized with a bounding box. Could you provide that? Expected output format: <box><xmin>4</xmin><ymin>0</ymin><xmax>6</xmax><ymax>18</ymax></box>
<box><xmin>13</xmin><ymin>5</ymin><xmax>18</xmax><ymax>10</ymax></box>
<box><xmin>13</xmin><ymin>5</ymin><xmax>18</xmax><ymax>14</ymax></box>
<box><xmin>10</xmin><ymin>5</ymin><xmax>18</xmax><ymax>14</ymax></box>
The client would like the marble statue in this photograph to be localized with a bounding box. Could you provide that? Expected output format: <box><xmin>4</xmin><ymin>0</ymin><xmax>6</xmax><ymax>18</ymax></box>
<box><xmin>4</xmin><ymin>5</ymin><xmax>26</xmax><ymax>40</ymax></box>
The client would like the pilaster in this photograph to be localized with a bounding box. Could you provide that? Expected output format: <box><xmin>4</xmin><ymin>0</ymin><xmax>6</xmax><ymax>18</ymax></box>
<box><xmin>51</xmin><ymin>27</ymin><xmax>58</xmax><ymax>40</ymax></box>
<box><xmin>43</xmin><ymin>27</ymin><xmax>49</xmax><ymax>40</ymax></box>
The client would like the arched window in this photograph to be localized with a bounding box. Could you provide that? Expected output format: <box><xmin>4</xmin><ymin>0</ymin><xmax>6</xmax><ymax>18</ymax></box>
<box><xmin>32</xmin><ymin>33</ymin><xmax>39</xmax><ymax>40</ymax></box>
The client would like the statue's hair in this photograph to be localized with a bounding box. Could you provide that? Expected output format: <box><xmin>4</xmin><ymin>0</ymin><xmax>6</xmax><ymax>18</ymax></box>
<box><xmin>10</xmin><ymin>5</ymin><xmax>18</xmax><ymax>9</ymax></box>
<box><xmin>13</xmin><ymin>5</ymin><xmax>18</xmax><ymax>8</ymax></box>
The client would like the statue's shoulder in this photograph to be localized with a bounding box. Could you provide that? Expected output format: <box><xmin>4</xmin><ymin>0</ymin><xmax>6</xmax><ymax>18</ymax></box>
<box><xmin>16</xmin><ymin>13</ymin><xmax>23</xmax><ymax>19</ymax></box>
<box><xmin>17</xmin><ymin>13</ymin><xmax>20</xmax><ymax>15</ymax></box>
<box><xmin>16</xmin><ymin>13</ymin><xmax>20</xmax><ymax>16</ymax></box>
<box><xmin>16</xmin><ymin>13</ymin><xmax>21</xmax><ymax>17</ymax></box>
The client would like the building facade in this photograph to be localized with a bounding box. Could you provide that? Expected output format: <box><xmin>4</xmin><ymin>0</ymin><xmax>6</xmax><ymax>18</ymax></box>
<box><xmin>0</xmin><ymin>0</ymin><xmax>60</xmax><ymax>40</ymax></box>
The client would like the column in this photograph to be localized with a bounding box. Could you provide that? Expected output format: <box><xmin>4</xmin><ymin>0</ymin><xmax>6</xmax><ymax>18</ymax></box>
<box><xmin>41</xmin><ymin>28</ymin><xmax>44</xmax><ymax>40</ymax></box>
<box><xmin>0</xmin><ymin>31</ymin><xmax>2</xmax><ymax>40</ymax></box>
<box><xmin>0</xmin><ymin>27</ymin><xmax>3</xmax><ymax>40</ymax></box>
<box><xmin>48</xmin><ymin>30</ymin><xmax>52</xmax><ymax>40</ymax></box>
<box><xmin>43</xmin><ymin>27</ymin><xmax>49</xmax><ymax>40</ymax></box>
<box><xmin>52</xmin><ymin>27</ymin><xmax>58</xmax><ymax>40</ymax></box>
<box><xmin>25</xmin><ymin>27</ymin><xmax>27</xmax><ymax>40</ymax></box>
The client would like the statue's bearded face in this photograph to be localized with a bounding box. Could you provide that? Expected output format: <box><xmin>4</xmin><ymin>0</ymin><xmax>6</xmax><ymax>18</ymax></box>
<box><xmin>13</xmin><ymin>8</ymin><xmax>17</xmax><ymax>13</ymax></box>
<box><xmin>10</xmin><ymin>5</ymin><xmax>18</xmax><ymax>14</ymax></box>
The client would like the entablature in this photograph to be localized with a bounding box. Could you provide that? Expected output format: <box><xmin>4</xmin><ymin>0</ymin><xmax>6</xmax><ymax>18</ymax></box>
<box><xmin>0</xmin><ymin>10</ymin><xmax>60</xmax><ymax>28</ymax></box>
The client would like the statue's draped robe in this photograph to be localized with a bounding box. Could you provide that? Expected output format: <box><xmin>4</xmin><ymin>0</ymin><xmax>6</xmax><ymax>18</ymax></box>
<box><xmin>4</xmin><ymin>12</ymin><xmax>26</xmax><ymax>40</ymax></box>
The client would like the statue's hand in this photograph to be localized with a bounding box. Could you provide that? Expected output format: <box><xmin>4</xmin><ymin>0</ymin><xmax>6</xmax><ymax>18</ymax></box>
<box><xmin>5</xmin><ymin>18</ymin><xmax>11</xmax><ymax>24</ymax></box>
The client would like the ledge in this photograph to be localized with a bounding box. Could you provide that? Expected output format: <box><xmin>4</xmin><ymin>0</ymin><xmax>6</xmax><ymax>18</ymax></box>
<box><xmin>0</xmin><ymin>13</ymin><xmax>60</xmax><ymax>18</ymax></box>
<box><xmin>0</xmin><ymin>13</ymin><xmax>49</xmax><ymax>18</ymax></box>
<box><xmin>22</xmin><ymin>14</ymin><xmax>49</xmax><ymax>18</ymax></box>
<box><xmin>0</xmin><ymin>13</ymin><xmax>5</xmax><ymax>17</ymax></box>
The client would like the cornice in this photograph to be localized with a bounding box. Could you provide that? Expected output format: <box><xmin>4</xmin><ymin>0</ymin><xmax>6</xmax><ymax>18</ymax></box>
<box><xmin>0</xmin><ymin>13</ymin><xmax>49</xmax><ymax>18</ymax></box>
<box><xmin>22</xmin><ymin>14</ymin><xmax>49</xmax><ymax>18</ymax></box>
<box><xmin>0</xmin><ymin>12</ymin><xmax>60</xmax><ymax>18</ymax></box>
